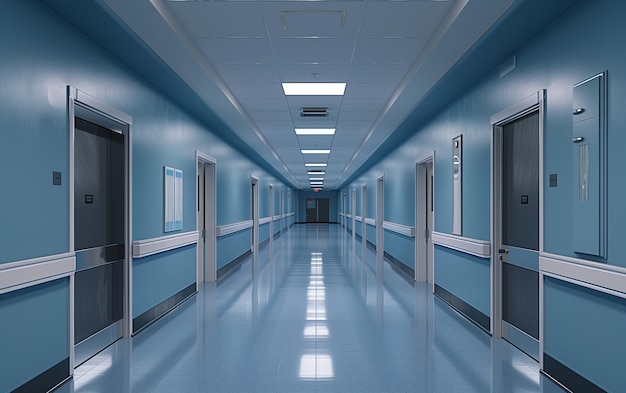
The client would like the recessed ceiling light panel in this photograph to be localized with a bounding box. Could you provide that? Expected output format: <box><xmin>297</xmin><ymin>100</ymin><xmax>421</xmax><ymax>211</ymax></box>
<box><xmin>282</xmin><ymin>83</ymin><xmax>346</xmax><ymax>96</ymax></box>
<box><xmin>295</xmin><ymin>128</ymin><xmax>336</xmax><ymax>136</ymax></box>
<box><xmin>301</xmin><ymin>149</ymin><xmax>331</xmax><ymax>154</ymax></box>
<box><xmin>305</xmin><ymin>163</ymin><xmax>328</xmax><ymax>167</ymax></box>
<box><xmin>309</xmin><ymin>177</ymin><xmax>324</xmax><ymax>181</ymax></box>
<box><xmin>308</xmin><ymin>171</ymin><xmax>325</xmax><ymax>175</ymax></box>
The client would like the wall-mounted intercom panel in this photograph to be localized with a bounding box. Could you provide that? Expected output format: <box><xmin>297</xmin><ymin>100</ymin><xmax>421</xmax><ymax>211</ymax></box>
<box><xmin>572</xmin><ymin>72</ymin><xmax>607</xmax><ymax>258</ymax></box>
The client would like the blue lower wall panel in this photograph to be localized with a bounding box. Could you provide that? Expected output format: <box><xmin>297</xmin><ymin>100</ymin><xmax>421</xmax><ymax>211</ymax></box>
<box><xmin>434</xmin><ymin>245</ymin><xmax>490</xmax><ymax>318</ymax></box>
<box><xmin>259</xmin><ymin>222</ymin><xmax>270</xmax><ymax>246</ymax></box>
<box><xmin>544</xmin><ymin>276</ymin><xmax>626</xmax><ymax>392</ymax></box>
<box><xmin>217</xmin><ymin>228</ymin><xmax>252</xmax><ymax>270</ymax></box>
<box><xmin>366</xmin><ymin>225</ymin><xmax>377</xmax><ymax>247</ymax></box>
<box><xmin>132</xmin><ymin>244</ymin><xmax>196</xmax><ymax>318</ymax></box>
<box><xmin>0</xmin><ymin>278</ymin><xmax>70</xmax><ymax>392</ymax></box>
<box><xmin>384</xmin><ymin>230</ymin><xmax>415</xmax><ymax>271</ymax></box>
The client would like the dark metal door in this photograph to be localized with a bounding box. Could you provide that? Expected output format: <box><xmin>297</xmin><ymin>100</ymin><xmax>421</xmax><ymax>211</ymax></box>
<box><xmin>74</xmin><ymin>117</ymin><xmax>125</xmax><ymax>365</ymax></box>
<box><xmin>500</xmin><ymin>111</ymin><xmax>540</xmax><ymax>360</ymax></box>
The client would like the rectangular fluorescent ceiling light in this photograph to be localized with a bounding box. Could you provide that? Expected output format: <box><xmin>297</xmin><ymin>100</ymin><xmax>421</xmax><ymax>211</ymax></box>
<box><xmin>301</xmin><ymin>149</ymin><xmax>331</xmax><ymax>154</ymax></box>
<box><xmin>310</xmin><ymin>181</ymin><xmax>324</xmax><ymax>184</ymax></box>
<box><xmin>308</xmin><ymin>171</ymin><xmax>325</xmax><ymax>175</ymax></box>
<box><xmin>283</xmin><ymin>83</ymin><xmax>346</xmax><ymax>96</ymax></box>
<box><xmin>305</xmin><ymin>163</ymin><xmax>327</xmax><ymax>167</ymax></box>
<box><xmin>295</xmin><ymin>128</ymin><xmax>336</xmax><ymax>136</ymax></box>
<box><xmin>309</xmin><ymin>178</ymin><xmax>324</xmax><ymax>181</ymax></box>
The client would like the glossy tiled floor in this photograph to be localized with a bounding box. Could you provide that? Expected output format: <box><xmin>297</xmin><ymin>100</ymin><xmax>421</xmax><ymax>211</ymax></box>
<box><xmin>58</xmin><ymin>224</ymin><xmax>565</xmax><ymax>392</ymax></box>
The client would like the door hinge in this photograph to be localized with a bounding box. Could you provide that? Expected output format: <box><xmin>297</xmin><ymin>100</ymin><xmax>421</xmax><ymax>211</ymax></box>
<box><xmin>202</xmin><ymin>229</ymin><xmax>206</xmax><ymax>240</ymax></box>
<box><xmin>424</xmin><ymin>229</ymin><xmax>429</xmax><ymax>239</ymax></box>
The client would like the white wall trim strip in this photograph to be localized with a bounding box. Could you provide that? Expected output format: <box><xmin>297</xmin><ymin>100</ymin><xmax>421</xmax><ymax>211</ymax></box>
<box><xmin>540</xmin><ymin>252</ymin><xmax>626</xmax><ymax>297</ymax></box>
<box><xmin>132</xmin><ymin>231</ymin><xmax>198</xmax><ymax>258</ymax></box>
<box><xmin>217</xmin><ymin>220</ymin><xmax>253</xmax><ymax>237</ymax></box>
<box><xmin>259</xmin><ymin>216</ymin><xmax>272</xmax><ymax>225</ymax></box>
<box><xmin>273</xmin><ymin>215</ymin><xmax>282</xmax><ymax>221</ymax></box>
<box><xmin>355</xmin><ymin>216</ymin><xmax>363</xmax><ymax>223</ymax></box>
<box><xmin>383</xmin><ymin>221</ymin><xmax>415</xmax><ymax>237</ymax></box>
<box><xmin>365</xmin><ymin>218</ymin><xmax>376</xmax><ymax>226</ymax></box>
<box><xmin>432</xmin><ymin>231</ymin><xmax>491</xmax><ymax>258</ymax></box>
<box><xmin>0</xmin><ymin>253</ymin><xmax>75</xmax><ymax>294</ymax></box>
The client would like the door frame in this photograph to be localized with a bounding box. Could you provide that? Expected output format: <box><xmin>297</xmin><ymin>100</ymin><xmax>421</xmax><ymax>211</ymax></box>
<box><xmin>490</xmin><ymin>90</ymin><xmax>545</xmax><ymax>345</ymax></box>
<box><xmin>251</xmin><ymin>176</ymin><xmax>259</xmax><ymax>254</ymax></box>
<box><xmin>342</xmin><ymin>192</ymin><xmax>347</xmax><ymax>228</ymax></box>
<box><xmin>376</xmin><ymin>176</ymin><xmax>384</xmax><ymax>251</ymax></box>
<box><xmin>415</xmin><ymin>151</ymin><xmax>435</xmax><ymax>283</ymax></box>
<box><xmin>287</xmin><ymin>189</ymin><xmax>291</xmax><ymax>228</ymax></box>
<box><xmin>351</xmin><ymin>189</ymin><xmax>357</xmax><ymax>238</ymax></box>
<box><xmin>68</xmin><ymin>87</ymin><xmax>133</xmax><ymax>370</ymax></box>
<box><xmin>362</xmin><ymin>184</ymin><xmax>367</xmax><ymax>245</ymax></box>
<box><xmin>269</xmin><ymin>184</ymin><xmax>274</xmax><ymax>240</ymax></box>
<box><xmin>196</xmin><ymin>151</ymin><xmax>216</xmax><ymax>283</ymax></box>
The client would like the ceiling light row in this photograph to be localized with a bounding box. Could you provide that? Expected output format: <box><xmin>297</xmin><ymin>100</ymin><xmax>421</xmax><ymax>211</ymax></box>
<box><xmin>283</xmin><ymin>83</ymin><xmax>344</xmax><ymax>188</ymax></box>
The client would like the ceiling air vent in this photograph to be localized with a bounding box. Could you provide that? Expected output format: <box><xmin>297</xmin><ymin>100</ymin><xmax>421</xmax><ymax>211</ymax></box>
<box><xmin>301</xmin><ymin>107</ymin><xmax>328</xmax><ymax>118</ymax></box>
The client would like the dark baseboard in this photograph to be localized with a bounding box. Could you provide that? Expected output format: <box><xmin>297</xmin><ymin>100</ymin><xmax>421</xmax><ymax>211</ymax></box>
<box><xmin>217</xmin><ymin>250</ymin><xmax>252</xmax><ymax>280</ymax></box>
<box><xmin>133</xmin><ymin>283</ymin><xmax>196</xmax><ymax>334</ymax></box>
<box><xmin>366</xmin><ymin>240</ymin><xmax>376</xmax><ymax>251</ymax></box>
<box><xmin>434</xmin><ymin>284</ymin><xmax>490</xmax><ymax>332</ymax></box>
<box><xmin>259</xmin><ymin>238</ymin><xmax>270</xmax><ymax>250</ymax></box>
<box><xmin>543</xmin><ymin>353</ymin><xmax>606</xmax><ymax>393</ymax></box>
<box><xmin>13</xmin><ymin>357</ymin><xmax>69</xmax><ymax>393</ymax></box>
<box><xmin>384</xmin><ymin>251</ymin><xmax>415</xmax><ymax>279</ymax></box>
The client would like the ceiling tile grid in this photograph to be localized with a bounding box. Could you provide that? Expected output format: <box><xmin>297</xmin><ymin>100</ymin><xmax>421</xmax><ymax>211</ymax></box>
<box><xmin>148</xmin><ymin>0</ymin><xmax>481</xmax><ymax>189</ymax></box>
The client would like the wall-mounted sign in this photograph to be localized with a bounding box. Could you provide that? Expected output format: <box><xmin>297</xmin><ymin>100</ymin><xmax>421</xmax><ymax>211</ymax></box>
<box><xmin>164</xmin><ymin>166</ymin><xmax>183</xmax><ymax>232</ymax></box>
<box><xmin>452</xmin><ymin>135</ymin><xmax>462</xmax><ymax>235</ymax></box>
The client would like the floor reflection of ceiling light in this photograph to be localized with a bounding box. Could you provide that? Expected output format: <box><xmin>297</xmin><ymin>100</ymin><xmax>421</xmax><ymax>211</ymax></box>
<box><xmin>299</xmin><ymin>354</ymin><xmax>334</xmax><ymax>380</ymax></box>
<box><xmin>299</xmin><ymin>354</ymin><xmax>316</xmax><ymax>380</ymax></box>
<box><xmin>306</xmin><ymin>307</ymin><xmax>327</xmax><ymax>321</ymax></box>
<box><xmin>303</xmin><ymin>324</ymin><xmax>329</xmax><ymax>337</ymax></box>
<box><xmin>512</xmin><ymin>363</ymin><xmax>540</xmax><ymax>385</ymax></box>
<box><xmin>73</xmin><ymin>357</ymin><xmax>112</xmax><ymax>388</ymax></box>
<box><xmin>317</xmin><ymin>354</ymin><xmax>334</xmax><ymax>379</ymax></box>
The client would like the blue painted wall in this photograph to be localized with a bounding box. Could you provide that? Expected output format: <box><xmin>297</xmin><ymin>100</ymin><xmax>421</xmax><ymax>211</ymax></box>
<box><xmin>340</xmin><ymin>1</ymin><xmax>626</xmax><ymax>390</ymax></box>
<box><xmin>0</xmin><ymin>0</ymin><xmax>294</xmax><ymax>387</ymax></box>
<box><xmin>133</xmin><ymin>245</ymin><xmax>196</xmax><ymax>317</ymax></box>
<box><xmin>544</xmin><ymin>276</ymin><xmax>626</xmax><ymax>391</ymax></box>
<box><xmin>434</xmin><ymin>246</ymin><xmax>490</xmax><ymax>317</ymax></box>
<box><xmin>0</xmin><ymin>278</ymin><xmax>69</xmax><ymax>392</ymax></box>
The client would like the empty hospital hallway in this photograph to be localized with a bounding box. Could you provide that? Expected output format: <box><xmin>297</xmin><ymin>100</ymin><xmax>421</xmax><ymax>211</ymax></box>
<box><xmin>58</xmin><ymin>224</ymin><xmax>565</xmax><ymax>393</ymax></box>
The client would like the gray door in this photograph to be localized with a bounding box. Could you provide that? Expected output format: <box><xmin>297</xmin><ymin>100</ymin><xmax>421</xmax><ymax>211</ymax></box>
<box><xmin>317</xmin><ymin>198</ymin><xmax>329</xmax><ymax>223</ymax></box>
<box><xmin>74</xmin><ymin>117</ymin><xmax>125</xmax><ymax>366</ymax></box>
<box><xmin>499</xmin><ymin>111</ymin><xmax>540</xmax><ymax>360</ymax></box>
<box><xmin>306</xmin><ymin>198</ymin><xmax>329</xmax><ymax>223</ymax></box>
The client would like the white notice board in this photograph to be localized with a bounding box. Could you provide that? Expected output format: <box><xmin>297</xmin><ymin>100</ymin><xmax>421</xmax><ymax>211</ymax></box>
<box><xmin>164</xmin><ymin>166</ymin><xmax>183</xmax><ymax>232</ymax></box>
